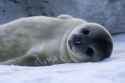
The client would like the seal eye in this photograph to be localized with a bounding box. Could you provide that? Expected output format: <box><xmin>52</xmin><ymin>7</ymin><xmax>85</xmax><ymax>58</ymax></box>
<box><xmin>85</xmin><ymin>47</ymin><xmax>94</xmax><ymax>57</ymax></box>
<box><xmin>81</xmin><ymin>29</ymin><xmax>90</xmax><ymax>35</ymax></box>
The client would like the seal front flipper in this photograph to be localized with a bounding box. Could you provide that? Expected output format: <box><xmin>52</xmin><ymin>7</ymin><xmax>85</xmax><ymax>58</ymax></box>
<box><xmin>1</xmin><ymin>45</ymin><xmax>49</xmax><ymax>66</ymax></box>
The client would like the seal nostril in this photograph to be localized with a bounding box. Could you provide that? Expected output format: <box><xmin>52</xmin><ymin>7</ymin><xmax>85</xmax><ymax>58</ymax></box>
<box><xmin>82</xmin><ymin>29</ymin><xmax>90</xmax><ymax>35</ymax></box>
<box><xmin>85</xmin><ymin>47</ymin><xmax>94</xmax><ymax>57</ymax></box>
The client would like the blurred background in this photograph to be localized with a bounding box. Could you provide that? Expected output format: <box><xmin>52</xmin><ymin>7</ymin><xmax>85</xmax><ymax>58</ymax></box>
<box><xmin>0</xmin><ymin>0</ymin><xmax>125</xmax><ymax>34</ymax></box>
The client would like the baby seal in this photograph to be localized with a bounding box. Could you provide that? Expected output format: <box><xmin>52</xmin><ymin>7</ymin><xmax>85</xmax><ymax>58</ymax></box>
<box><xmin>0</xmin><ymin>15</ymin><xmax>113</xmax><ymax>66</ymax></box>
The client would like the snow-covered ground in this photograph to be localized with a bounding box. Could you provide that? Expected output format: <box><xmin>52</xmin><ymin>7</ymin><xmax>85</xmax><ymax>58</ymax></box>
<box><xmin>0</xmin><ymin>34</ymin><xmax>125</xmax><ymax>83</ymax></box>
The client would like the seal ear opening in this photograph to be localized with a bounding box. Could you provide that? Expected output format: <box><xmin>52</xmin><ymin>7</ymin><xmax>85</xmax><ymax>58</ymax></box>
<box><xmin>85</xmin><ymin>47</ymin><xmax>94</xmax><ymax>57</ymax></box>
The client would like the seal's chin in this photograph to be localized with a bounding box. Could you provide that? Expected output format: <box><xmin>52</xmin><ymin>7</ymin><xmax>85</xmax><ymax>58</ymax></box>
<box><xmin>67</xmin><ymin>23</ymin><xmax>113</xmax><ymax>62</ymax></box>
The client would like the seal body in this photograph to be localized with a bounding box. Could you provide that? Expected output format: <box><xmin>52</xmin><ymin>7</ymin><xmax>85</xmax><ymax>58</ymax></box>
<box><xmin>0</xmin><ymin>15</ymin><xmax>113</xmax><ymax>66</ymax></box>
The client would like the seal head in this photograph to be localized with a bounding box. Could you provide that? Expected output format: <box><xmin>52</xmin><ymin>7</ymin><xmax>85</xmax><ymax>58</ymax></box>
<box><xmin>67</xmin><ymin>23</ymin><xmax>113</xmax><ymax>62</ymax></box>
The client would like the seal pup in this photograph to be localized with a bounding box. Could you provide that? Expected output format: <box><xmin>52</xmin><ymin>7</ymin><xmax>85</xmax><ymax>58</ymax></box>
<box><xmin>0</xmin><ymin>15</ymin><xmax>113</xmax><ymax>66</ymax></box>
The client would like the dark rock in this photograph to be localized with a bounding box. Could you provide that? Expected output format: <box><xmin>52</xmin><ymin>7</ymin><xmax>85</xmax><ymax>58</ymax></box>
<box><xmin>0</xmin><ymin>0</ymin><xmax>125</xmax><ymax>34</ymax></box>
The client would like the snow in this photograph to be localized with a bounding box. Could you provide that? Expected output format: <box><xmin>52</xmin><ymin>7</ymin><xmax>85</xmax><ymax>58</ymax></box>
<box><xmin>0</xmin><ymin>34</ymin><xmax>124</xmax><ymax>83</ymax></box>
